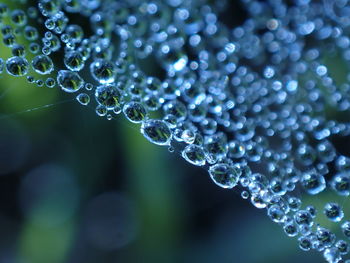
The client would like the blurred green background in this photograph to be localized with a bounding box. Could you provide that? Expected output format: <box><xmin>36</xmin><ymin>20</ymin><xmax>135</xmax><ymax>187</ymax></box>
<box><xmin>0</xmin><ymin>0</ymin><xmax>348</xmax><ymax>263</ymax></box>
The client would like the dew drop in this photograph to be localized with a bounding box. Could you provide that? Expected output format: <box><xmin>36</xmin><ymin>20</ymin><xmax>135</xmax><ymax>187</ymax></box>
<box><xmin>95</xmin><ymin>84</ymin><xmax>122</xmax><ymax>110</ymax></box>
<box><xmin>6</xmin><ymin>56</ymin><xmax>29</xmax><ymax>76</ymax></box>
<box><xmin>90</xmin><ymin>59</ymin><xmax>116</xmax><ymax>84</ymax></box>
<box><xmin>324</xmin><ymin>203</ymin><xmax>344</xmax><ymax>222</ymax></box>
<box><xmin>341</xmin><ymin>221</ymin><xmax>350</xmax><ymax>239</ymax></box>
<box><xmin>123</xmin><ymin>101</ymin><xmax>147</xmax><ymax>123</ymax></box>
<box><xmin>0</xmin><ymin>58</ymin><xmax>4</xmax><ymax>73</ymax></box>
<box><xmin>331</xmin><ymin>173</ymin><xmax>350</xmax><ymax>196</ymax></box>
<box><xmin>294</xmin><ymin>210</ymin><xmax>313</xmax><ymax>227</ymax></box>
<box><xmin>141</xmin><ymin>119</ymin><xmax>172</xmax><ymax>146</ymax></box>
<box><xmin>24</xmin><ymin>26</ymin><xmax>38</xmax><ymax>41</ymax></box>
<box><xmin>323</xmin><ymin>248</ymin><xmax>341</xmax><ymax>263</ymax></box>
<box><xmin>45</xmin><ymin>77</ymin><xmax>55</xmax><ymax>88</ymax></box>
<box><xmin>241</xmin><ymin>190</ymin><xmax>249</xmax><ymax>199</ymax></box>
<box><xmin>181</xmin><ymin>144</ymin><xmax>206</xmax><ymax>166</ymax></box>
<box><xmin>11</xmin><ymin>9</ymin><xmax>27</xmax><ymax>26</ymax></box>
<box><xmin>57</xmin><ymin>70</ymin><xmax>84</xmax><ymax>93</ymax></box>
<box><xmin>31</xmin><ymin>55</ymin><xmax>54</xmax><ymax>75</ymax></box>
<box><xmin>36</xmin><ymin>79</ymin><xmax>44</xmax><ymax>87</ymax></box>
<box><xmin>267</xmin><ymin>204</ymin><xmax>286</xmax><ymax>223</ymax></box>
<box><xmin>298</xmin><ymin>236</ymin><xmax>312</xmax><ymax>251</ymax></box>
<box><xmin>64</xmin><ymin>51</ymin><xmax>85</xmax><ymax>71</ymax></box>
<box><xmin>95</xmin><ymin>104</ymin><xmax>107</xmax><ymax>116</ymax></box>
<box><xmin>208</xmin><ymin>163</ymin><xmax>241</xmax><ymax>189</ymax></box>
<box><xmin>12</xmin><ymin>44</ymin><xmax>25</xmax><ymax>57</ymax></box>
<box><xmin>76</xmin><ymin>93</ymin><xmax>90</xmax><ymax>106</ymax></box>
<box><xmin>283</xmin><ymin>222</ymin><xmax>298</xmax><ymax>237</ymax></box>
<box><xmin>301</xmin><ymin>172</ymin><xmax>326</xmax><ymax>195</ymax></box>
<box><xmin>335</xmin><ymin>240</ymin><xmax>349</xmax><ymax>255</ymax></box>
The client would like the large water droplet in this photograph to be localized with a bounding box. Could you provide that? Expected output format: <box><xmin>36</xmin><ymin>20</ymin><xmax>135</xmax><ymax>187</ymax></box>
<box><xmin>6</xmin><ymin>56</ymin><xmax>29</xmax><ymax>76</ymax></box>
<box><xmin>90</xmin><ymin>59</ymin><xmax>116</xmax><ymax>84</ymax></box>
<box><xmin>64</xmin><ymin>51</ymin><xmax>85</xmax><ymax>71</ymax></box>
<box><xmin>181</xmin><ymin>144</ymin><xmax>206</xmax><ymax>166</ymax></box>
<box><xmin>208</xmin><ymin>163</ymin><xmax>241</xmax><ymax>189</ymax></box>
<box><xmin>95</xmin><ymin>84</ymin><xmax>122</xmax><ymax>110</ymax></box>
<box><xmin>324</xmin><ymin>202</ymin><xmax>344</xmax><ymax>222</ymax></box>
<box><xmin>123</xmin><ymin>101</ymin><xmax>147</xmax><ymax>123</ymax></box>
<box><xmin>11</xmin><ymin>9</ymin><xmax>27</xmax><ymax>26</ymax></box>
<box><xmin>301</xmin><ymin>172</ymin><xmax>326</xmax><ymax>195</ymax></box>
<box><xmin>141</xmin><ymin>119</ymin><xmax>172</xmax><ymax>146</ymax></box>
<box><xmin>331</xmin><ymin>173</ymin><xmax>350</xmax><ymax>196</ymax></box>
<box><xmin>57</xmin><ymin>70</ymin><xmax>84</xmax><ymax>93</ymax></box>
<box><xmin>31</xmin><ymin>55</ymin><xmax>54</xmax><ymax>75</ymax></box>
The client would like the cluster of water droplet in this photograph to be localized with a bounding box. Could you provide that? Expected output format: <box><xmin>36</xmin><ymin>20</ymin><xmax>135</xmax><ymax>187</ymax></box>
<box><xmin>0</xmin><ymin>0</ymin><xmax>350</xmax><ymax>262</ymax></box>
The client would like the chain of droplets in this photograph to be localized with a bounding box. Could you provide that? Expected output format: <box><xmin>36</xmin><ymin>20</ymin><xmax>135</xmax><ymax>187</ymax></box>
<box><xmin>0</xmin><ymin>0</ymin><xmax>350</xmax><ymax>261</ymax></box>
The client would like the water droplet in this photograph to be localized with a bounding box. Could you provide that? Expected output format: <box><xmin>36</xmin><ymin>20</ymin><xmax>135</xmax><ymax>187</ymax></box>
<box><xmin>95</xmin><ymin>84</ymin><xmax>122</xmax><ymax>110</ymax></box>
<box><xmin>45</xmin><ymin>77</ymin><xmax>55</xmax><ymax>88</ymax></box>
<box><xmin>76</xmin><ymin>93</ymin><xmax>90</xmax><ymax>105</ymax></box>
<box><xmin>181</xmin><ymin>144</ymin><xmax>206</xmax><ymax>166</ymax></box>
<box><xmin>29</xmin><ymin>43</ymin><xmax>40</xmax><ymax>54</ymax></box>
<box><xmin>123</xmin><ymin>101</ymin><xmax>147</xmax><ymax>123</ymax></box>
<box><xmin>26</xmin><ymin>75</ymin><xmax>35</xmax><ymax>83</ymax></box>
<box><xmin>24</xmin><ymin>26</ymin><xmax>39</xmax><ymax>41</ymax></box>
<box><xmin>301</xmin><ymin>172</ymin><xmax>326</xmax><ymax>195</ymax></box>
<box><xmin>0</xmin><ymin>58</ymin><xmax>4</xmax><ymax>73</ymax></box>
<box><xmin>11</xmin><ymin>44</ymin><xmax>25</xmax><ymax>57</ymax></box>
<box><xmin>267</xmin><ymin>204</ymin><xmax>286</xmax><ymax>223</ymax></box>
<box><xmin>241</xmin><ymin>190</ymin><xmax>249</xmax><ymax>199</ymax></box>
<box><xmin>324</xmin><ymin>203</ymin><xmax>344</xmax><ymax>222</ymax></box>
<box><xmin>64</xmin><ymin>51</ymin><xmax>85</xmax><ymax>71</ymax></box>
<box><xmin>332</xmin><ymin>173</ymin><xmax>350</xmax><ymax>196</ymax></box>
<box><xmin>6</xmin><ymin>56</ymin><xmax>29</xmax><ymax>76</ymax></box>
<box><xmin>36</xmin><ymin>79</ymin><xmax>44</xmax><ymax>87</ymax></box>
<box><xmin>0</xmin><ymin>3</ymin><xmax>8</xmax><ymax>17</ymax></box>
<box><xmin>163</xmin><ymin>100</ymin><xmax>187</xmax><ymax>121</ymax></box>
<box><xmin>341</xmin><ymin>221</ymin><xmax>350</xmax><ymax>239</ymax></box>
<box><xmin>81</xmin><ymin>0</ymin><xmax>101</xmax><ymax>10</ymax></box>
<box><xmin>288</xmin><ymin>197</ymin><xmax>302</xmax><ymax>211</ymax></box>
<box><xmin>204</xmin><ymin>133</ymin><xmax>228</xmax><ymax>160</ymax></box>
<box><xmin>39</xmin><ymin>0</ymin><xmax>61</xmax><ymax>17</ymax></box>
<box><xmin>31</xmin><ymin>55</ymin><xmax>54</xmax><ymax>75</ymax></box>
<box><xmin>294</xmin><ymin>210</ymin><xmax>313</xmax><ymax>227</ymax></box>
<box><xmin>298</xmin><ymin>236</ymin><xmax>312</xmax><ymax>251</ymax></box>
<box><xmin>90</xmin><ymin>59</ymin><xmax>116</xmax><ymax>84</ymax></box>
<box><xmin>323</xmin><ymin>247</ymin><xmax>341</xmax><ymax>263</ymax></box>
<box><xmin>208</xmin><ymin>163</ymin><xmax>241</xmax><ymax>189</ymax></box>
<box><xmin>250</xmin><ymin>194</ymin><xmax>267</xmax><ymax>209</ymax></box>
<box><xmin>283</xmin><ymin>222</ymin><xmax>298</xmax><ymax>237</ymax></box>
<box><xmin>141</xmin><ymin>119</ymin><xmax>172</xmax><ymax>146</ymax></box>
<box><xmin>335</xmin><ymin>240</ymin><xmax>349</xmax><ymax>255</ymax></box>
<box><xmin>95</xmin><ymin>104</ymin><xmax>107</xmax><ymax>116</ymax></box>
<box><xmin>11</xmin><ymin>9</ymin><xmax>27</xmax><ymax>26</ymax></box>
<box><xmin>57</xmin><ymin>70</ymin><xmax>84</xmax><ymax>93</ymax></box>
